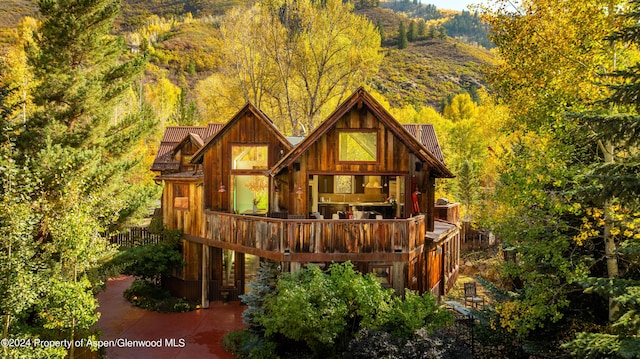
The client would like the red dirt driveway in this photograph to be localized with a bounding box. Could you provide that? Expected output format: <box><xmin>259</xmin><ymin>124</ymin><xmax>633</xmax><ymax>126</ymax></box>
<box><xmin>95</xmin><ymin>276</ymin><xmax>246</xmax><ymax>359</ymax></box>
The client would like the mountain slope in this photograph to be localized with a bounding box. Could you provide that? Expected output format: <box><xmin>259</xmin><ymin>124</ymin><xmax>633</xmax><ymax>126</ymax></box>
<box><xmin>373</xmin><ymin>37</ymin><xmax>493</xmax><ymax>110</ymax></box>
<box><xmin>1</xmin><ymin>1</ymin><xmax>494</xmax><ymax>111</ymax></box>
<box><xmin>358</xmin><ymin>6</ymin><xmax>494</xmax><ymax>109</ymax></box>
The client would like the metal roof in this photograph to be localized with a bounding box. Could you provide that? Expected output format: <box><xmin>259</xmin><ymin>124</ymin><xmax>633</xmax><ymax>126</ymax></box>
<box><xmin>151</xmin><ymin>124</ymin><xmax>223</xmax><ymax>172</ymax></box>
<box><xmin>152</xmin><ymin>97</ymin><xmax>450</xmax><ymax>177</ymax></box>
<box><xmin>402</xmin><ymin>124</ymin><xmax>445</xmax><ymax>165</ymax></box>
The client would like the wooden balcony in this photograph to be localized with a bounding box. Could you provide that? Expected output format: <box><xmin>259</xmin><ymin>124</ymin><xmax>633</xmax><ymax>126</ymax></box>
<box><xmin>183</xmin><ymin>211</ymin><xmax>429</xmax><ymax>262</ymax></box>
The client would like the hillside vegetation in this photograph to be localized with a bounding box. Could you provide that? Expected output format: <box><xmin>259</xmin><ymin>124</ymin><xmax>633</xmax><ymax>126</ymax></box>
<box><xmin>1</xmin><ymin>0</ymin><xmax>494</xmax><ymax>112</ymax></box>
<box><xmin>373</xmin><ymin>38</ymin><xmax>492</xmax><ymax>110</ymax></box>
<box><xmin>357</xmin><ymin>6</ymin><xmax>494</xmax><ymax>109</ymax></box>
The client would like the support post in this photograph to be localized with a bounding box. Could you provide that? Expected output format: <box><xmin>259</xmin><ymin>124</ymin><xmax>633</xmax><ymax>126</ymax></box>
<box><xmin>202</xmin><ymin>244</ymin><xmax>210</xmax><ymax>309</ymax></box>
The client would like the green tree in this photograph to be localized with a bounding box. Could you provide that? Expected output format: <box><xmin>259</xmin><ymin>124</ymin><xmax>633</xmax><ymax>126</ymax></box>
<box><xmin>562</xmin><ymin>1</ymin><xmax>640</xmax><ymax>356</ymax></box>
<box><xmin>407</xmin><ymin>20</ymin><xmax>417</xmax><ymax>42</ymax></box>
<box><xmin>258</xmin><ymin>262</ymin><xmax>393</xmax><ymax>355</ymax></box>
<box><xmin>398</xmin><ymin>22</ymin><xmax>408</xmax><ymax>49</ymax></box>
<box><xmin>481</xmin><ymin>1</ymin><xmax>632</xmax><ymax>345</ymax></box>
<box><xmin>0</xmin><ymin>146</ymin><xmax>43</xmax><ymax>357</ymax></box>
<box><xmin>240</xmin><ymin>260</ymin><xmax>280</xmax><ymax>334</ymax></box>
<box><xmin>254</xmin><ymin>262</ymin><xmax>451</xmax><ymax>357</ymax></box>
<box><xmin>428</xmin><ymin>25</ymin><xmax>437</xmax><ymax>39</ymax></box>
<box><xmin>438</xmin><ymin>26</ymin><xmax>446</xmax><ymax>39</ymax></box>
<box><xmin>382</xmin><ymin>290</ymin><xmax>452</xmax><ymax>338</ymax></box>
<box><xmin>457</xmin><ymin>160</ymin><xmax>479</xmax><ymax>220</ymax></box>
<box><xmin>116</xmin><ymin>234</ymin><xmax>183</xmax><ymax>284</ymax></box>
<box><xmin>171</xmin><ymin>87</ymin><xmax>200</xmax><ymax>126</ymax></box>
<box><xmin>417</xmin><ymin>19</ymin><xmax>426</xmax><ymax>39</ymax></box>
<box><xmin>376</xmin><ymin>20</ymin><xmax>384</xmax><ymax>42</ymax></box>
<box><xmin>0</xmin><ymin>0</ymin><xmax>156</xmax><ymax>357</ymax></box>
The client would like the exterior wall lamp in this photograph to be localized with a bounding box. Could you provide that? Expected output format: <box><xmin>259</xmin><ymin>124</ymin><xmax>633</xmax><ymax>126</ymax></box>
<box><xmin>218</xmin><ymin>183</ymin><xmax>227</xmax><ymax>192</ymax></box>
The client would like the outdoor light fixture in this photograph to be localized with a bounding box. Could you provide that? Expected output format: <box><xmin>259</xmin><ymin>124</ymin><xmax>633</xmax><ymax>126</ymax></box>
<box><xmin>295</xmin><ymin>185</ymin><xmax>303</xmax><ymax>195</ymax></box>
<box><xmin>218</xmin><ymin>183</ymin><xmax>227</xmax><ymax>192</ymax></box>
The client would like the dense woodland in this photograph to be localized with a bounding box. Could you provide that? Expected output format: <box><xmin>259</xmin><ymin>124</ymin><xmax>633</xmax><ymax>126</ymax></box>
<box><xmin>1</xmin><ymin>0</ymin><xmax>639</xmax><ymax>358</ymax></box>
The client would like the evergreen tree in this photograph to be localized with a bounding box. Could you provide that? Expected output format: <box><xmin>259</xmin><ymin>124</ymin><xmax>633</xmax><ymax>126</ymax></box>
<box><xmin>407</xmin><ymin>21</ymin><xmax>417</xmax><ymax>42</ymax></box>
<box><xmin>397</xmin><ymin>22</ymin><xmax>408</xmax><ymax>49</ymax></box>
<box><xmin>428</xmin><ymin>25</ymin><xmax>437</xmax><ymax>39</ymax></box>
<box><xmin>171</xmin><ymin>87</ymin><xmax>200</xmax><ymax>126</ymax></box>
<box><xmin>438</xmin><ymin>26</ymin><xmax>447</xmax><ymax>39</ymax></box>
<box><xmin>457</xmin><ymin>160</ymin><xmax>479</xmax><ymax>220</ymax></box>
<box><xmin>24</xmin><ymin>0</ymin><xmax>155</xmax><ymax>228</ymax></box>
<box><xmin>565</xmin><ymin>1</ymin><xmax>640</xmax><ymax>356</ymax></box>
<box><xmin>376</xmin><ymin>20</ymin><xmax>384</xmax><ymax>42</ymax></box>
<box><xmin>240</xmin><ymin>260</ymin><xmax>280</xmax><ymax>334</ymax></box>
<box><xmin>417</xmin><ymin>19</ymin><xmax>426</xmax><ymax>39</ymax></box>
<box><xmin>0</xmin><ymin>0</ymin><xmax>156</xmax><ymax>357</ymax></box>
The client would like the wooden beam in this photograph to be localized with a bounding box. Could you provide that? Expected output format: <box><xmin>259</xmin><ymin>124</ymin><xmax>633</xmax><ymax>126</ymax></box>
<box><xmin>201</xmin><ymin>244</ymin><xmax>210</xmax><ymax>308</ymax></box>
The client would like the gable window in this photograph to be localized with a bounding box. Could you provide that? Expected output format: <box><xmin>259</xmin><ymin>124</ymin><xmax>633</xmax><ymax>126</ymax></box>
<box><xmin>173</xmin><ymin>183</ymin><xmax>189</xmax><ymax>210</ymax></box>
<box><xmin>232</xmin><ymin>145</ymin><xmax>268</xmax><ymax>170</ymax></box>
<box><xmin>339</xmin><ymin>131</ymin><xmax>377</xmax><ymax>162</ymax></box>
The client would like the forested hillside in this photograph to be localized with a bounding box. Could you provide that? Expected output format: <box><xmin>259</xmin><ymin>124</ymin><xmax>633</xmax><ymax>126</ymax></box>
<box><xmin>0</xmin><ymin>0</ymin><xmax>493</xmax><ymax>113</ymax></box>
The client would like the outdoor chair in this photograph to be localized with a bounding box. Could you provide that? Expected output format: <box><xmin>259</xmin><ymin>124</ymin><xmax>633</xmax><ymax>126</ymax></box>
<box><xmin>463</xmin><ymin>282</ymin><xmax>485</xmax><ymax>309</ymax></box>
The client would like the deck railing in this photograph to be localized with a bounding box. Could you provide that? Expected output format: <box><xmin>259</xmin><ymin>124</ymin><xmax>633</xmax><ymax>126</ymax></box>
<box><xmin>204</xmin><ymin>211</ymin><xmax>426</xmax><ymax>255</ymax></box>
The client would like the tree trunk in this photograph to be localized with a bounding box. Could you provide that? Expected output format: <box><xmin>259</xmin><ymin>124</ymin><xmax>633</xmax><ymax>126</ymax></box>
<box><xmin>600</xmin><ymin>139</ymin><xmax>619</xmax><ymax>321</ymax></box>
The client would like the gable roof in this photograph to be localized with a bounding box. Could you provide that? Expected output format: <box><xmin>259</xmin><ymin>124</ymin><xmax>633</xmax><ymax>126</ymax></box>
<box><xmin>190</xmin><ymin>103</ymin><xmax>294</xmax><ymax>164</ymax></box>
<box><xmin>270</xmin><ymin>88</ymin><xmax>454</xmax><ymax>178</ymax></box>
<box><xmin>171</xmin><ymin>133</ymin><xmax>205</xmax><ymax>156</ymax></box>
<box><xmin>151</xmin><ymin>124</ymin><xmax>222</xmax><ymax>172</ymax></box>
<box><xmin>402</xmin><ymin>124</ymin><xmax>445</xmax><ymax>165</ymax></box>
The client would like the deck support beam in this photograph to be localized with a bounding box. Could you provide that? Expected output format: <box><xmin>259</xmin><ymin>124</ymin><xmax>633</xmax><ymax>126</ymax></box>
<box><xmin>201</xmin><ymin>244</ymin><xmax>210</xmax><ymax>308</ymax></box>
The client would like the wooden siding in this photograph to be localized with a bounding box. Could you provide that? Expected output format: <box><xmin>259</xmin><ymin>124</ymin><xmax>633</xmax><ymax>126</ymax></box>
<box><xmin>435</xmin><ymin>203</ymin><xmax>460</xmax><ymax>224</ymax></box>
<box><xmin>289</xmin><ymin>106</ymin><xmax>436</xmax><ymax>230</ymax></box>
<box><xmin>161</xmin><ymin>180</ymin><xmax>205</xmax><ymax>237</ymax></box>
<box><xmin>198</xmin><ymin>212</ymin><xmax>427</xmax><ymax>262</ymax></box>
<box><xmin>203</xmin><ymin>112</ymin><xmax>291</xmax><ymax>211</ymax></box>
<box><xmin>300</xmin><ymin>107</ymin><xmax>411</xmax><ymax>173</ymax></box>
<box><xmin>425</xmin><ymin>222</ymin><xmax>461</xmax><ymax>297</ymax></box>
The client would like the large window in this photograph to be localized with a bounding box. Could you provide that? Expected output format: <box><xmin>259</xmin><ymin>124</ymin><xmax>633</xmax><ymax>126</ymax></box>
<box><xmin>232</xmin><ymin>145</ymin><xmax>268</xmax><ymax>170</ymax></box>
<box><xmin>339</xmin><ymin>131</ymin><xmax>377</xmax><ymax>162</ymax></box>
<box><xmin>232</xmin><ymin>175</ymin><xmax>268</xmax><ymax>214</ymax></box>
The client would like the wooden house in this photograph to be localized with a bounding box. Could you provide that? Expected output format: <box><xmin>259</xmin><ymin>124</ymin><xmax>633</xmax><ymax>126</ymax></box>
<box><xmin>151</xmin><ymin>88</ymin><xmax>460</xmax><ymax>307</ymax></box>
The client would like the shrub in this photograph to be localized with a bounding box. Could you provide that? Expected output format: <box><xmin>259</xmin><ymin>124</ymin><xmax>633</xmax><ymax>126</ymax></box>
<box><xmin>115</xmin><ymin>235</ymin><xmax>184</xmax><ymax>283</ymax></box>
<box><xmin>123</xmin><ymin>279</ymin><xmax>194</xmax><ymax>312</ymax></box>
<box><xmin>344</xmin><ymin>328</ymin><xmax>471</xmax><ymax>359</ymax></box>
<box><xmin>382</xmin><ymin>289</ymin><xmax>454</xmax><ymax>338</ymax></box>
<box><xmin>223</xmin><ymin>330</ymin><xmax>279</xmax><ymax>359</ymax></box>
<box><xmin>255</xmin><ymin>262</ymin><xmax>453</xmax><ymax>357</ymax></box>
<box><xmin>222</xmin><ymin>330</ymin><xmax>251</xmax><ymax>354</ymax></box>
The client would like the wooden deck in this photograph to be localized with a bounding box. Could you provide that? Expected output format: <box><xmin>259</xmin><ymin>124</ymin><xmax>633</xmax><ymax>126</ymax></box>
<box><xmin>181</xmin><ymin>211</ymin><xmax>429</xmax><ymax>262</ymax></box>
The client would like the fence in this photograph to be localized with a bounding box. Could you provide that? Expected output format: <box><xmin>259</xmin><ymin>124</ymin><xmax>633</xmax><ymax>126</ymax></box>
<box><xmin>109</xmin><ymin>227</ymin><xmax>163</xmax><ymax>248</ymax></box>
<box><xmin>461</xmin><ymin>221</ymin><xmax>495</xmax><ymax>250</ymax></box>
